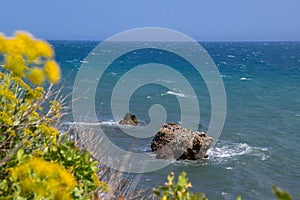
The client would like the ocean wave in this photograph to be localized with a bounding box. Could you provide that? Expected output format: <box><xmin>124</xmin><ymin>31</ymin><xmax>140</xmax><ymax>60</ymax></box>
<box><xmin>227</xmin><ymin>55</ymin><xmax>235</xmax><ymax>58</ymax></box>
<box><xmin>208</xmin><ymin>141</ymin><xmax>269</xmax><ymax>162</ymax></box>
<box><xmin>240</xmin><ymin>77</ymin><xmax>251</xmax><ymax>81</ymax></box>
<box><xmin>61</xmin><ymin>119</ymin><xmax>150</xmax><ymax>128</ymax></box>
<box><xmin>252</xmin><ymin>51</ymin><xmax>262</xmax><ymax>55</ymax></box>
<box><xmin>61</xmin><ymin>120</ymin><xmax>118</xmax><ymax>127</ymax></box>
<box><xmin>80</xmin><ymin>60</ymin><xmax>88</xmax><ymax>63</ymax></box>
<box><xmin>166</xmin><ymin>91</ymin><xmax>186</xmax><ymax>98</ymax></box>
<box><xmin>221</xmin><ymin>74</ymin><xmax>231</xmax><ymax>79</ymax></box>
<box><xmin>155</xmin><ymin>79</ymin><xmax>174</xmax><ymax>84</ymax></box>
<box><xmin>170</xmin><ymin>141</ymin><xmax>269</xmax><ymax>168</ymax></box>
<box><xmin>100</xmin><ymin>120</ymin><xmax>119</xmax><ymax>126</ymax></box>
<box><xmin>66</xmin><ymin>59</ymin><xmax>79</xmax><ymax>63</ymax></box>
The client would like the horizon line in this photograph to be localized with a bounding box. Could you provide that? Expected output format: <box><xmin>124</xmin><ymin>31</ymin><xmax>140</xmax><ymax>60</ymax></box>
<box><xmin>46</xmin><ymin>39</ymin><xmax>300</xmax><ymax>42</ymax></box>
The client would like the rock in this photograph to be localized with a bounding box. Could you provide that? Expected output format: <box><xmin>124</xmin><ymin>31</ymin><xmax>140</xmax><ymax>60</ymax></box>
<box><xmin>151</xmin><ymin>123</ymin><xmax>213</xmax><ymax>160</ymax></box>
<box><xmin>119</xmin><ymin>113</ymin><xmax>138</xmax><ymax>126</ymax></box>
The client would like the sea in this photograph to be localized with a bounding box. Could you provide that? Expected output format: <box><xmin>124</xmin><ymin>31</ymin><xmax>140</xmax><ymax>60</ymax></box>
<box><xmin>50</xmin><ymin>40</ymin><xmax>300</xmax><ymax>200</ymax></box>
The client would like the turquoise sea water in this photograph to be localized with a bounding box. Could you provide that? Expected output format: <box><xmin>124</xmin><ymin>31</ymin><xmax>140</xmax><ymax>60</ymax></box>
<box><xmin>52</xmin><ymin>41</ymin><xmax>300</xmax><ymax>199</ymax></box>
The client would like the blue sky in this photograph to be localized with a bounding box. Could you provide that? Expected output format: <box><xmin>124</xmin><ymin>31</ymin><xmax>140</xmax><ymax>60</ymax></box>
<box><xmin>1</xmin><ymin>0</ymin><xmax>300</xmax><ymax>41</ymax></box>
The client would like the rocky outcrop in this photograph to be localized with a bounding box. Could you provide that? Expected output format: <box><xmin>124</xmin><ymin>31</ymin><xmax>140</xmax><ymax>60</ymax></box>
<box><xmin>151</xmin><ymin>123</ymin><xmax>213</xmax><ymax>160</ymax></box>
<box><xmin>119</xmin><ymin>113</ymin><xmax>138</xmax><ymax>126</ymax></box>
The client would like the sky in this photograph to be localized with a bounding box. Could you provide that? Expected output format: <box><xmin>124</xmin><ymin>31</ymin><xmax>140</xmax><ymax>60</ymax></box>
<box><xmin>1</xmin><ymin>0</ymin><xmax>300</xmax><ymax>41</ymax></box>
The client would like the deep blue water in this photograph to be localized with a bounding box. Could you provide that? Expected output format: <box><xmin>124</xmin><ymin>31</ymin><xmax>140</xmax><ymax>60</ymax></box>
<box><xmin>51</xmin><ymin>41</ymin><xmax>300</xmax><ymax>199</ymax></box>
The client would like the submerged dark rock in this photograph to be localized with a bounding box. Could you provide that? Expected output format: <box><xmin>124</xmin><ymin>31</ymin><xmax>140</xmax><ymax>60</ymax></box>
<box><xmin>151</xmin><ymin>123</ymin><xmax>213</xmax><ymax>160</ymax></box>
<box><xmin>119</xmin><ymin>113</ymin><xmax>138</xmax><ymax>126</ymax></box>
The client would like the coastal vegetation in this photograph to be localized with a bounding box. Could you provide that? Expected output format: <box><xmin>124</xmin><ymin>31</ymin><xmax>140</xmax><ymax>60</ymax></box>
<box><xmin>0</xmin><ymin>32</ymin><xmax>108</xmax><ymax>199</ymax></box>
<box><xmin>0</xmin><ymin>31</ymin><xmax>293</xmax><ymax>200</ymax></box>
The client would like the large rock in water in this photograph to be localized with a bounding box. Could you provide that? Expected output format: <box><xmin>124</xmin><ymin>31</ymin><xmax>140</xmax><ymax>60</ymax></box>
<box><xmin>151</xmin><ymin>123</ymin><xmax>213</xmax><ymax>160</ymax></box>
<box><xmin>119</xmin><ymin>113</ymin><xmax>138</xmax><ymax>126</ymax></box>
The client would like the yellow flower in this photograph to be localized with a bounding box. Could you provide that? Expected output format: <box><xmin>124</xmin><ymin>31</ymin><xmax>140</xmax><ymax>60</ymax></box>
<box><xmin>4</xmin><ymin>54</ymin><xmax>27</xmax><ymax>77</ymax></box>
<box><xmin>0</xmin><ymin>111</ymin><xmax>13</xmax><ymax>124</ymax></box>
<box><xmin>27</xmin><ymin>67</ymin><xmax>45</xmax><ymax>85</ymax></box>
<box><xmin>10</xmin><ymin>158</ymin><xmax>76</xmax><ymax>199</ymax></box>
<box><xmin>0</xmin><ymin>89</ymin><xmax>16</xmax><ymax>101</ymax></box>
<box><xmin>0</xmin><ymin>31</ymin><xmax>61</xmax><ymax>85</ymax></box>
<box><xmin>14</xmin><ymin>31</ymin><xmax>34</xmax><ymax>43</ymax></box>
<box><xmin>4</xmin><ymin>37</ymin><xmax>26</xmax><ymax>55</ymax></box>
<box><xmin>37</xmin><ymin>124</ymin><xmax>59</xmax><ymax>137</ymax></box>
<box><xmin>44</xmin><ymin>60</ymin><xmax>60</xmax><ymax>83</ymax></box>
<box><xmin>24</xmin><ymin>128</ymin><xmax>34</xmax><ymax>137</ymax></box>
<box><xmin>0</xmin><ymin>33</ymin><xmax>6</xmax><ymax>52</ymax></box>
<box><xmin>35</xmin><ymin>40</ymin><xmax>54</xmax><ymax>58</ymax></box>
<box><xmin>11</xmin><ymin>76</ymin><xmax>30</xmax><ymax>90</ymax></box>
<box><xmin>26</xmin><ymin>86</ymin><xmax>45</xmax><ymax>100</ymax></box>
<box><xmin>14</xmin><ymin>31</ymin><xmax>37</xmax><ymax>61</ymax></box>
<box><xmin>6</xmin><ymin>128</ymin><xmax>16</xmax><ymax>137</ymax></box>
<box><xmin>15</xmin><ymin>32</ymin><xmax>35</xmax><ymax>54</ymax></box>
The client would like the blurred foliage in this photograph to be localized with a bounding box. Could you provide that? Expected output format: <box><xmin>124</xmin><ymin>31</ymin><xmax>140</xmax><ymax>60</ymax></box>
<box><xmin>0</xmin><ymin>31</ymin><xmax>60</xmax><ymax>84</ymax></box>
<box><xmin>153</xmin><ymin>172</ymin><xmax>294</xmax><ymax>200</ymax></box>
<box><xmin>41</xmin><ymin>141</ymin><xmax>109</xmax><ymax>198</ymax></box>
<box><xmin>273</xmin><ymin>185</ymin><xmax>292</xmax><ymax>200</ymax></box>
<box><xmin>0</xmin><ymin>72</ymin><xmax>61</xmax><ymax>162</ymax></box>
<box><xmin>0</xmin><ymin>32</ymin><xmax>108</xmax><ymax>199</ymax></box>
<box><xmin>8</xmin><ymin>157</ymin><xmax>76</xmax><ymax>199</ymax></box>
<box><xmin>153</xmin><ymin>171</ymin><xmax>208</xmax><ymax>200</ymax></box>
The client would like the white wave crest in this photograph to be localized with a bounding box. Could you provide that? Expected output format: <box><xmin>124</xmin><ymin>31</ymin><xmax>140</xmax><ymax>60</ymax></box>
<box><xmin>155</xmin><ymin>79</ymin><xmax>174</xmax><ymax>84</ymax></box>
<box><xmin>221</xmin><ymin>75</ymin><xmax>231</xmax><ymax>79</ymax></box>
<box><xmin>61</xmin><ymin>120</ymin><xmax>118</xmax><ymax>127</ymax></box>
<box><xmin>208</xmin><ymin>142</ymin><xmax>269</xmax><ymax>161</ymax></box>
<box><xmin>240</xmin><ymin>77</ymin><xmax>251</xmax><ymax>81</ymax></box>
<box><xmin>166</xmin><ymin>91</ymin><xmax>186</xmax><ymax>98</ymax></box>
<box><xmin>66</xmin><ymin>59</ymin><xmax>79</xmax><ymax>63</ymax></box>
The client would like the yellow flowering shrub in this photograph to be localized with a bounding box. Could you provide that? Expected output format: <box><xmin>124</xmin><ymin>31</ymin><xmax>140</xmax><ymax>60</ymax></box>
<box><xmin>0</xmin><ymin>31</ymin><xmax>60</xmax><ymax>84</ymax></box>
<box><xmin>0</xmin><ymin>32</ymin><xmax>61</xmax><ymax>162</ymax></box>
<box><xmin>0</xmin><ymin>31</ymin><xmax>107</xmax><ymax>199</ymax></box>
<box><xmin>0</xmin><ymin>73</ymin><xmax>60</xmax><ymax>154</ymax></box>
<box><xmin>42</xmin><ymin>141</ymin><xmax>109</xmax><ymax>198</ymax></box>
<box><xmin>10</xmin><ymin>157</ymin><xmax>76</xmax><ymax>199</ymax></box>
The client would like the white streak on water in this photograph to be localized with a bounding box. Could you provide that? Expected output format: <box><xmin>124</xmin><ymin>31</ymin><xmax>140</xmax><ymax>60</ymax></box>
<box><xmin>208</xmin><ymin>142</ymin><xmax>269</xmax><ymax>162</ymax></box>
<box><xmin>240</xmin><ymin>77</ymin><xmax>251</xmax><ymax>81</ymax></box>
<box><xmin>166</xmin><ymin>91</ymin><xmax>186</xmax><ymax>98</ymax></box>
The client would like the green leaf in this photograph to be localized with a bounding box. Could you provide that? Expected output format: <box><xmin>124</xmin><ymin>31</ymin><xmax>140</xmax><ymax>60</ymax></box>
<box><xmin>153</xmin><ymin>189</ymin><xmax>161</xmax><ymax>196</ymax></box>
<box><xmin>16</xmin><ymin>149</ymin><xmax>24</xmax><ymax>162</ymax></box>
<box><xmin>273</xmin><ymin>185</ymin><xmax>292</xmax><ymax>200</ymax></box>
